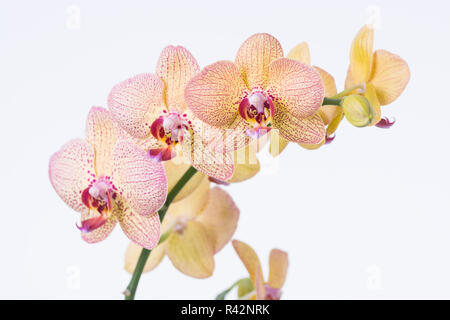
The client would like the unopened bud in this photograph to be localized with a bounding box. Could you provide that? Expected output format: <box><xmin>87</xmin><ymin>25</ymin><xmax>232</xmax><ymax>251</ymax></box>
<box><xmin>341</xmin><ymin>95</ymin><xmax>374</xmax><ymax>127</ymax></box>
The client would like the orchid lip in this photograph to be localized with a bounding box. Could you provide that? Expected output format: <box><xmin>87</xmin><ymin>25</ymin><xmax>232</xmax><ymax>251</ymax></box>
<box><xmin>325</xmin><ymin>134</ymin><xmax>336</xmax><ymax>144</ymax></box>
<box><xmin>148</xmin><ymin>147</ymin><xmax>177</xmax><ymax>162</ymax></box>
<box><xmin>76</xmin><ymin>214</ymin><xmax>108</xmax><ymax>233</ymax></box>
<box><xmin>264</xmin><ymin>285</ymin><xmax>281</xmax><ymax>300</ymax></box>
<box><xmin>239</xmin><ymin>91</ymin><xmax>274</xmax><ymax>139</ymax></box>
<box><xmin>150</xmin><ymin>112</ymin><xmax>191</xmax><ymax>151</ymax></box>
<box><xmin>376</xmin><ymin>117</ymin><xmax>396</xmax><ymax>129</ymax></box>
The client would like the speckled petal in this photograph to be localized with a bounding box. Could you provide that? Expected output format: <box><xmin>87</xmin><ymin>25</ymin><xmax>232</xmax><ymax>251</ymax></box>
<box><xmin>156</xmin><ymin>46</ymin><xmax>200</xmax><ymax>112</ymax></box>
<box><xmin>118</xmin><ymin>208</ymin><xmax>161</xmax><ymax>250</ymax></box>
<box><xmin>124</xmin><ymin>241</ymin><xmax>166</xmax><ymax>274</ymax></box>
<box><xmin>235</xmin><ymin>33</ymin><xmax>284</xmax><ymax>90</ymax></box>
<box><xmin>185</xmin><ymin>61</ymin><xmax>247</xmax><ymax>127</ymax></box>
<box><xmin>197</xmin><ymin>187</ymin><xmax>239</xmax><ymax>253</ymax></box>
<box><xmin>85</xmin><ymin>107</ymin><xmax>118</xmax><ymax>177</ymax></box>
<box><xmin>287</xmin><ymin>42</ymin><xmax>311</xmax><ymax>64</ymax></box>
<box><xmin>108</xmin><ymin>73</ymin><xmax>165</xmax><ymax>139</ymax></box>
<box><xmin>267</xmin><ymin>58</ymin><xmax>324</xmax><ymax>119</ymax></box>
<box><xmin>112</xmin><ymin>140</ymin><xmax>168</xmax><ymax>216</ymax></box>
<box><xmin>273</xmin><ymin>104</ymin><xmax>325</xmax><ymax>144</ymax></box>
<box><xmin>267</xmin><ymin>249</ymin><xmax>288</xmax><ymax>289</ymax></box>
<box><xmin>166</xmin><ymin>220</ymin><xmax>215</xmax><ymax>278</ymax></box>
<box><xmin>232</xmin><ymin>240</ymin><xmax>264</xmax><ymax>287</ymax></box>
<box><xmin>348</xmin><ymin>25</ymin><xmax>374</xmax><ymax>85</ymax></box>
<box><xmin>81</xmin><ymin>213</ymin><xmax>117</xmax><ymax>244</ymax></box>
<box><xmin>49</xmin><ymin>139</ymin><xmax>95</xmax><ymax>213</ymax></box>
<box><xmin>369</xmin><ymin>49</ymin><xmax>410</xmax><ymax>106</ymax></box>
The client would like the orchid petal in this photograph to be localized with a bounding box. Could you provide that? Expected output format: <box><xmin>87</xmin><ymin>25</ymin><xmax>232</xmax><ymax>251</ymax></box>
<box><xmin>112</xmin><ymin>140</ymin><xmax>168</xmax><ymax>216</ymax></box>
<box><xmin>287</xmin><ymin>42</ymin><xmax>311</xmax><ymax>65</ymax></box>
<box><xmin>269</xmin><ymin>130</ymin><xmax>289</xmax><ymax>157</ymax></box>
<box><xmin>81</xmin><ymin>213</ymin><xmax>117</xmax><ymax>244</ymax></box>
<box><xmin>156</xmin><ymin>46</ymin><xmax>200</xmax><ymax>112</ymax></box>
<box><xmin>267</xmin><ymin>58</ymin><xmax>324</xmax><ymax>119</ymax></box>
<box><xmin>163</xmin><ymin>160</ymin><xmax>205</xmax><ymax>203</ymax></box>
<box><xmin>364</xmin><ymin>83</ymin><xmax>382</xmax><ymax>126</ymax></box>
<box><xmin>108</xmin><ymin>73</ymin><xmax>165</xmax><ymax>139</ymax></box>
<box><xmin>166</xmin><ymin>220</ymin><xmax>215</xmax><ymax>278</ymax></box>
<box><xmin>348</xmin><ymin>25</ymin><xmax>374</xmax><ymax>85</ymax></box>
<box><xmin>235</xmin><ymin>33</ymin><xmax>283</xmax><ymax>90</ymax></box>
<box><xmin>232</xmin><ymin>240</ymin><xmax>264</xmax><ymax>287</ymax></box>
<box><xmin>85</xmin><ymin>107</ymin><xmax>118</xmax><ymax>177</ymax></box>
<box><xmin>185</xmin><ymin>61</ymin><xmax>247</xmax><ymax>127</ymax></box>
<box><xmin>272</xmin><ymin>104</ymin><xmax>325</xmax><ymax>144</ymax></box>
<box><xmin>314</xmin><ymin>66</ymin><xmax>340</xmax><ymax>126</ymax></box>
<box><xmin>124</xmin><ymin>242</ymin><xmax>166</xmax><ymax>274</ymax></box>
<box><xmin>229</xmin><ymin>143</ymin><xmax>261</xmax><ymax>182</ymax></box>
<box><xmin>369</xmin><ymin>49</ymin><xmax>410</xmax><ymax>106</ymax></box>
<box><xmin>49</xmin><ymin>139</ymin><xmax>95</xmax><ymax>213</ymax></box>
<box><xmin>197</xmin><ymin>187</ymin><xmax>239</xmax><ymax>253</ymax></box>
<box><xmin>118</xmin><ymin>207</ymin><xmax>161</xmax><ymax>250</ymax></box>
<box><xmin>254</xmin><ymin>265</ymin><xmax>266</xmax><ymax>300</ymax></box>
<box><xmin>268</xmin><ymin>249</ymin><xmax>288</xmax><ymax>289</ymax></box>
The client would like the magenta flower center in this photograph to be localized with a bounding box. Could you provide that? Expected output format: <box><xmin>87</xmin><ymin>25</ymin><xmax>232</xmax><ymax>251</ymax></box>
<box><xmin>151</xmin><ymin>112</ymin><xmax>191</xmax><ymax>147</ymax></box>
<box><xmin>239</xmin><ymin>91</ymin><xmax>273</xmax><ymax>139</ymax></box>
<box><xmin>79</xmin><ymin>178</ymin><xmax>117</xmax><ymax>233</ymax></box>
<box><xmin>264</xmin><ymin>284</ymin><xmax>281</xmax><ymax>300</ymax></box>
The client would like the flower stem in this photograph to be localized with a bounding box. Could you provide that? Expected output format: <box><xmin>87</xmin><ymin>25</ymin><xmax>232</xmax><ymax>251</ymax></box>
<box><xmin>124</xmin><ymin>166</ymin><xmax>198</xmax><ymax>300</ymax></box>
<box><xmin>322</xmin><ymin>97</ymin><xmax>342</xmax><ymax>106</ymax></box>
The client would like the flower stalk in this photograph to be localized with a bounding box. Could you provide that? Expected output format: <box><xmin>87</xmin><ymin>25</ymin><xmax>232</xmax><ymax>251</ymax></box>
<box><xmin>124</xmin><ymin>166</ymin><xmax>198</xmax><ymax>300</ymax></box>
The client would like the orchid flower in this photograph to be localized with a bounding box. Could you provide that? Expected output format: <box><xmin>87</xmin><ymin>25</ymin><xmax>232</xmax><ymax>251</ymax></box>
<box><xmin>185</xmin><ymin>33</ymin><xmax>326</xmax><ymax>155</ymax></box>
<box><xmin>231</xmin><ymin>240</ymin><xmax>288</xmax><ymax>300</ymax></box>
<box><xmin>108</xmin><ymin>46</ymin><xmax>234</xmax><ymax>181</ymax></box>
<box><xmin>49</xmin><ymin>107</ymin><xmax>167</xmax><ymax>249</ymax></box>
<box><xmin>270</xmin><ymin>42</ymin><xmax>340</xmax><ymax>155</ymax></box>
<box><xmin>344</xmin><ymin>25</ymin><xmax>410</xmax><ymax>127</ymax></box>
<box><xmin>125</xmin><ymin>177</ymin><xmax>239</xmax><ymax>278</ymax></box>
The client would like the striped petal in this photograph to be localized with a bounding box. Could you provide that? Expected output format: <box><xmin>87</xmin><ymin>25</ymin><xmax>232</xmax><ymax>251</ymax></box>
<box><xmin>267</xmin><ymin>249</ymin><xmax>288</xmax><ymax>289</ymax></box>
<box><xmin>163</xmin><ymin>160</ymin><xmax>205</xmax><ymax>203</ymax></box>
<box><xmin>156</xmin><ymin>46</ymin><xmax>200</xmax><ymax>112</ymax></box>
<box><xmin>197</xmin><ymin>187</ymin><xmax>239</xmax><ymax>252</ymax></box>
<box><xmin>124</xmin><ymin>242</ymin><xmax>166</xmax><ymax>274</ymax></box>
<box><xmin>235</xmin><ymin>33</ymin><xmax>284</xmax><ymax>90</ymax></box>
<box><xmin>185</xmin><ymin>61</ymin><xmax>247</xmax><ymax>127</ymax></box>
<box><xmin>348</xmin><ymin>25</ymin><xmax>374</xmax><ymax>85</ymax></box>
<box><xmin>287</xmin><ymin>42</ymin><xmax>311</xmax><ymax>65</ymax></box>
<box><xmin>81</xmin><ymin>213</ymin><xmax>117</xmax><ymax>244</ymax></box>
<box><xmin>369</xmin><ymin>49</ymin><xmax>410</xmax><ymax>106</ymax></box>
<box><xmin>118</xmin><ymin>208</ymin><xmax>161</xmax><ymax>250</ymax></box>
<box><xmin>181</xmin><ymin>132</ymin><xmax>234</xmax><ymax>181</ymax></box>
<box><xmin>85</xmin><ymin>107</ymin><xmax>118</xmax><ymax>177</ymax></box>
<box><xmin>112</xmin><ymin>140</ymin><xmax>168</xmax><ymax>216</ymax></box>
<box><xmin>267</xmin><ymin>58</ymin><xmax>324</xmax><ymax>119</ymax></box>
<box><xmin>273</xmin><ymin>104</ymin><xmax>325</xmax><ymax>144</ymax></box>
<box><xmin>166</xmin><ymin>220</ymin><xmax>215</xmax><ymax>278</ymax></box>
<box><xmin>108</xmin><ymin>73</ymin><xmax>165</xmax><ymax>139</ymax></box>
<box><xmin>232</xmin><ymin>240</ymin><xmax>264</xmax><ymax>287</ymax></box>
<box><xmin>49</xmin><ymin>139</ymin><xmax>95</xmax><ymax>213</ymax></box>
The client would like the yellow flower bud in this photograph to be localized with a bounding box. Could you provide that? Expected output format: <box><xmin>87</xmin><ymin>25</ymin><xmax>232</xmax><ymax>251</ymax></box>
<box><xmin>341</xmin><ymin>94</ymin><xmax>374</xmax><ymax>127</ymax></box>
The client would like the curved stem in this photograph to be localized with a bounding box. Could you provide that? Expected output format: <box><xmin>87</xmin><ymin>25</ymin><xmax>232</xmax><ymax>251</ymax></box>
<box><xmin>124</xmin><ymin>166</ymin><xmax>198</xmax><ymax>300</ymax></box>
<box><xmin>322</xmin><ymin>97</ymin><xmax>342</xmax><ymax>106</ymax></box>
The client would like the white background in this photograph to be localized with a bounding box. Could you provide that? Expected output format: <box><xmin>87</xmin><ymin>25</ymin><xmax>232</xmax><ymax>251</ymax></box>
<box><xmin>1</xmin><ymin>0</ymin><xmax>449</xmax><ymax>299</ymax></box>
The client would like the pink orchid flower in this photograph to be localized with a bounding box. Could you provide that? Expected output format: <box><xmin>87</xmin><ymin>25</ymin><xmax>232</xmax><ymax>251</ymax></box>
<box><xmin>108</xmin><ymin>46</ymin><xmax>234</xmax><ymax>181</ymax></box>
<box><xmin>49</xmin><ymin>107</ymin><xmax>168</xmax><ymax>249</ymax></box>
<box><xmin>185</xmin><ymin>33</ymin><xmax>326</xmax><ymax>153</ymax></box>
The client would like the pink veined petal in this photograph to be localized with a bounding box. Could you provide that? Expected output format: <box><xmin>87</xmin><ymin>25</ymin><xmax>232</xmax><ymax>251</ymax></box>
<box><xmin>108</xmin><ymin>73</ymin><xmax>165</xmax><ymax>139</ymax></box>
<box><xmin>118</xmin><ymin>207</ymin><xmax>161</xmax><ymax>250</ymax></box>
<box><xmin>272</xmin><ymin>104</ymin><xmax>325</xmax><ymax>144</ymax></box>
<box><xmin>85</xmin><ymin>106</ymin><xmax>118</xmax><ymax>177</ymax></box>
<box><xmin>49</xmin><ymin>139</ymin><xmax>95</xmax><ymax>213</ymax></box>
<box><xmin>81</xmin><ymin>213</ymin><xmax>117</xmax><ymax>244</ymax></box>
<box><xmin>185</xmin><ymin>60</ymin><xmax>247</xmax><ymax>127</ymax></box>
<box><xmin>112</xmin><ymin>140</ymin><xmax>168</xmax><ymax>216</ymax></box>
<box><xmin>267</xmin><ymin>58</ymin><xmax>324</xmax><ymax>119</ymax></box>
<box><xmin>156</xmin><ymin>45</ymin><xmax>200</xmax><ymax>112</ymax></box>
<box><xmin>235</xmin><ymin>33</ymin><xmax>284</xmax><ymax>90</ymax></box>
<box><xmin>181</xmin><ymin>130</ymin><xmax>234</xmax><ymax>181</ymax></box>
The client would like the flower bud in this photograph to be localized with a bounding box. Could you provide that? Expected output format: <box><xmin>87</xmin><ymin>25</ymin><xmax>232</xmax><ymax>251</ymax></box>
<box><xmin>341</xmin><ymin>95</ymin><xmax>374</xmax><ymax>127</ymax></box>
<box><xmin>237</xmin><ymin>278</ymin><xmax>254</xmax><ymax>298</ymax></box>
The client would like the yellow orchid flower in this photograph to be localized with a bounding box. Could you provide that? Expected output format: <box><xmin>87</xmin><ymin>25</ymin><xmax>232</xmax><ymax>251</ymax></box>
<box><xmin>125</xmin><ymin>177</ymin><xmax>239</xmax><ymax>279</ymax></box>
<box><xmin>230</xmin><ymin>240</ymin><xmax>288</xmax><ymax>300</ymax></box>
<box><xmin>270</xmin><ymin>41</ymin><xmax>339</xmax><ymax>155</ymax></box>
<box><xmin>344</xmin><ymin>25</ymin><xmax>410</xmax><ymax>126</ymax></box>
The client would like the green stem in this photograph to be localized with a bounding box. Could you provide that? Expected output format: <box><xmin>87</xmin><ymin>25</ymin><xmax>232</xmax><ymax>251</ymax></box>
<box><xmin>124</xmin><ymin>166</ymin><xmax>198</xmax><ymax>300</ymax></box>
<box><xmin>322</xmin><ymin>97</ymin><xmax>342</xmax><ymax>106</ymax></box>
